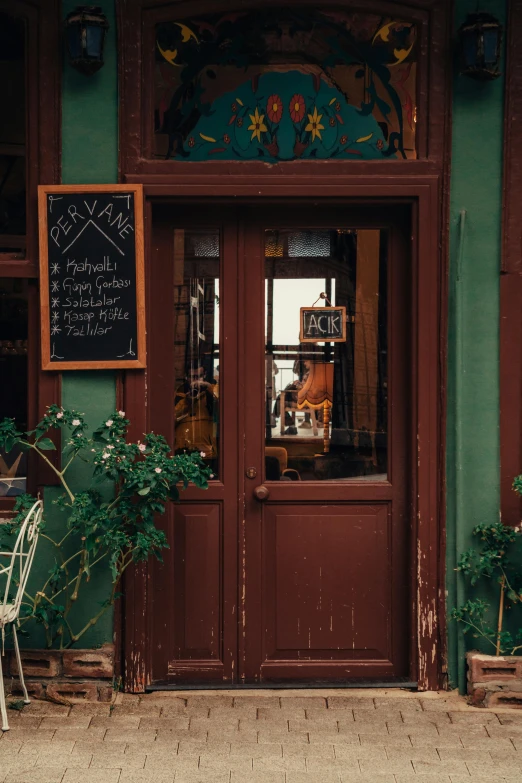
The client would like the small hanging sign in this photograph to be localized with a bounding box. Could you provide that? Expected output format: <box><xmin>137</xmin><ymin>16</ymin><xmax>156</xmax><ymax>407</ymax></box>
<box><xmin>300</xmin><ymin>306</ymin><xmax>347</xmax><ymax>343</ymax></box>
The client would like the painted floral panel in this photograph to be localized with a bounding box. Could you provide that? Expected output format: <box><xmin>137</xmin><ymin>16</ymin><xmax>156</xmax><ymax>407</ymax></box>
<box><xmin>154</xmin><ymin>9</ymin><xmax>417</xmax><ymax>162</ymax></box>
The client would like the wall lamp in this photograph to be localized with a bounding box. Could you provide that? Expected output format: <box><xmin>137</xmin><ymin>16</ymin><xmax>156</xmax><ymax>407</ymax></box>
<box><xmin>65</xmin><ymin>6</ymin><xmax>109</xmax><ymax>76</ymax></box>
<box><xmin>458</xmin><ymin>12</ymin><xmax>502</xmax><ymax>81</ymax></box>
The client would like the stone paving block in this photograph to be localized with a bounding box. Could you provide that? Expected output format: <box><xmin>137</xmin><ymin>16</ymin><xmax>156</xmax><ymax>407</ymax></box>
<box><xmin>1</xmin><ymin>731</ymin><xmax>56</xmax><ymax>743</ymax></box>
<box><xmin>450</xmin><ymin>777</ymin><xmax>518</xmax><ymax>783</ymax></box>
<box><xmin>449</xmin><ymin>711</ymin><xmax>501</xmax><ymax>725</ymax></box>
<box><xmin>359</xmin><ymin>759</ymin><xmax>416</xmax><ymax>775</ymax></box>
<box><xmin>286</xmin><ymin>773</ymin><xmax>342</xmax><ymax>783</ymax></box>
<box><xmin>20</xmin><ymin>741</ymin><xmax>75</xmax><ymax>754</ymax></box>
<box><xmin>459</xmin><ymin>735</ymin><xmax>515</xmax><ymax>750</ymax></box>
<box><xmin>408</xmin><ymin>735</ymin><xmax>463</xmax><ymax>748</ymax></box>
<box><xmin>91</xmin><ymin>717</ymin><xmax>141</xmax><ymax>728</ymax></box>
<box><xmin>0</xmin><ymin>741</ymin><xmax>24</xmax><ymax>754</ymax></box>
<box><xmin>2</xmin><ymin>717</ymin><xmax>42</xmax><ymax>730</ymax></box>
<box><xmin>230</xmin><ymin>772</ymin><xmax>284</xmax><ymax>783</ymax></box>
<box><xmin>498</xmin><ymin>713</ymin><xmax>522</xmax><ymax>725</ymax></box>
<box><xmin>5</xmin><ymin>768</ymin><xmax>66</xmax><ymax>783</ymax></box>
<box><xmin>385</xmin><ymin>747</ymin><xmax>440</xmax><ymax>761</ymax></box>
<box><xmin>256</xmin><ymin>710</ymin><xmax>292</xmax><ymax>724</ymax></box>
<box><xmin>185</xmin><ymin>696</ymin><xmax>233</xmax><ymax>709</ymax></box>
<box><xmin>340</xmin><ymin>776</ymin><xmax>396</xmax><ymax>783</ymax></box>
<box><xmin>39</xmin><ymin>716</ymin><xmax>92</xmax><ymax>730</ymax></box>
<box><xmin>53</xmin><ymin>728</ymin><xmax>106</xmax><ymax>743</ymax></box>
<box><xmin>144</xmin><ymin>755</ymin><xmax>197</xmax><ymax>771</ymax></box>
<box><xmin>90</xmin><ymin>752</ymin><xmax>147</xmax><ymax>769</ymax></box>
<box><xmin>386</xmin><ymin>724</ymin><xmax>439</xmax><ymax>737</ymax></box>
<box><xmin>210</xmin><ymin>705</ymin><xmax>257</xmax><ymax>719</ymax></box>
<box><xmin>279</xmin><ymin>697</ymin><xmax>327</xmax><ymax>711</ymax></box>
<box><xmin>62</xmin><ymin>770</ymin><xmax>121</xmax><ymax>783</ymax></box>
<box><xmin>359</xmin><ymin>733</ymin><xmax>411</xmax><ymax>748</ymax></box>
<box><xmin>112</xmin><ymin>705</ymin><xmax>160</xmax><ymax>717</ymax></box>
<box><xmin>283</xmin><ymin>743</ymin><xmax>335</xmax><ymax>758</ymax></box>
<box><xmin>104</xmin><ymin>730</ymin><xmax>157</xmax><ymax>743</ymax></box>
<box><xmin>139</xmin><ymin>718</ymin><xmax>190</xmax><ymax>731</ymax></box>
<box><xmin>252</xmin><ymin>756</ymin><xmax>307</xmax><ymax>771</ymax></box>
<box><xmin>120</xmin><ymin>773</ymin><xmax>175</xmax><ymax>783</ymax></box>
<box><xmin>412</xmin><ymin>759</ymin><xmax>470</xmax><ymax>775</ymax></box>
<box><xmin>466</xmin><ymin>760</ymin><xmax>522</xmax><ymax>775</ymax></box>
<box><xmin>177</xmin><ymin>741</ymin><xmax>231</xmax><ymax>757</ymax></box>
<box><xmin>70</xmin><ymin>704</ymin><xmax>112</xmax><ymax>717</ymax></box>
<box><xmin>374</xmin><ymin>698</ymin><xmax>423</xmax><ymax>712</ymax></box>
<box><xmin>258</xmin><ymin>729</ymin><xmax>308</xmax><ymax>744</ymax></box>
<box><xmin>175</xmin><ymin>774</ymin><xmax>229</xmax><ymax>783</ymax></box>
<box><xmin>327</xmin><ymin>697</ymin><xmax>376</xmax><ymax>711</ymax></box>
<box><xmin>400</xmin><ymin>712</ymin><xmax>451</xmax><ymax>725</ymax></box>
<box><xmin>230</xmin><ymin>740</ymin><xmax>282</xmax><ymax>758</ymax></box>
<box><xmin>395</xmin><ymin>777</ymin><xmax>452</xmax><ymax>783</ymax></box>
<box><xmin>21</xmin><ymin>703</ymin><xmax>69</xmax><ymax>717</ymax></box>
<box><xmin>233</xmin><ymin>696</ymin><xmax>280</xmax><ymax>709</ymax></box>
<box><xmin>74</xmin><ymin>741</ymin><xmax>126</xmax><ymax>754</ymax></box>
<box><xmin>437</xmin><ymin>747</ymin><xmax>494</xmax><ymax>762</ymax></box>
<box><xmin>310</xmin><ymin>732</ymin><xmax>359</xmax><ymax>745</ymax></box>
<box><xmin>199</xmin><ymin>755</ymin><xmax>252</xmax><ymax>772</ymax></box>
<box><xmin>35</xmin><ymin>752</ymin><xmax>91</xmax><ymax>769</ymax></box>
<box><xmin>332</xmin><ymin>744</ymin><xmax>387</xmax><ymax>760</ymax></box>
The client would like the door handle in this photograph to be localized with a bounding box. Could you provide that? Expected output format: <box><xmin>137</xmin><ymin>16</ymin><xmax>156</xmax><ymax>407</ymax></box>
<box><xmin>253</xmin><ymin>485</ymin><xmax>270</xmax><ymax>502</ymax></box>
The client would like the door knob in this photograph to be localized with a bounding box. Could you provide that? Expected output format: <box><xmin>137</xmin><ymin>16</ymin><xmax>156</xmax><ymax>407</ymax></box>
<box><xmin>253</xmin><ymin>485</ymin><xmax>270</xmax><ymax>502</ymax></box>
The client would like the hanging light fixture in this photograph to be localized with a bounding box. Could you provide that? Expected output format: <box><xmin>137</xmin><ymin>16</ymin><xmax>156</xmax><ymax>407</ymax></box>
<box><xmin>458</xmin><ymin>12</ymin><xmax>503</xmax><ymax>81</ymax></box>
<box><xmin>65</xmin><ymin>6</ymin><xmax>109</xmax><ymax>76</ymax></box>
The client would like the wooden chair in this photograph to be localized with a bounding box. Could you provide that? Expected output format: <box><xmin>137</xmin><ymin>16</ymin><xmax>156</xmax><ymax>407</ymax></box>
<box><xmin>0</xmin><ymin>499</ymin><xmax>43</xmax><ymax>731</ymax></box>
<box><xmin>278</xmin><ymin>390</ymin><xmax>318</xmax><ymax>436</ymax></box>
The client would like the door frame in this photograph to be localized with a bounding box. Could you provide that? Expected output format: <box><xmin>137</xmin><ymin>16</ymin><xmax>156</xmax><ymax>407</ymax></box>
<box><xmin>122</xmin><ymin>175</ymin><xmax>445</xmax><ymax>691</ymax></box>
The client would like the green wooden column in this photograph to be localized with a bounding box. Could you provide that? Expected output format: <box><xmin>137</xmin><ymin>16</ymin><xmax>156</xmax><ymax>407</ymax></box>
<box><xmin>446</xmin><ymin>0</ymin><xmax>506</xmax><ymax>691</ymax></box>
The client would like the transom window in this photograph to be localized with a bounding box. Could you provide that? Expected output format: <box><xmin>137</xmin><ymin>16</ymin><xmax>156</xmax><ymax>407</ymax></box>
<box><xmin>154</xmin><ymin>8</ymin><xmax>417</xmax><ymax>162</ymax></box>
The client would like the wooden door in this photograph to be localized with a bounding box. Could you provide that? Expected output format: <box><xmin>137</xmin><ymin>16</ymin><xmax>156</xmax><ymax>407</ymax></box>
<box><xmin>241</xmin><ymin>205</ymin><xmax>411</xmax><ymax>682</ymax></box>
<box><xmin>148</xmin><ymin>202</ymin><xmax>411</xmax><ymax>684</ymax></box>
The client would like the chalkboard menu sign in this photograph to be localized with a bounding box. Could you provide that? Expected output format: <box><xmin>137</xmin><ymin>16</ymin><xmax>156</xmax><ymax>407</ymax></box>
<box><xmin>38</xmin><ymin>185</ymin><xmax>145</xmax><ymax>370</ymax></box>
<box><xmin>300</xmin><ymin>306</ymin><xmax>347</xmax><ymax>343</ymax></box>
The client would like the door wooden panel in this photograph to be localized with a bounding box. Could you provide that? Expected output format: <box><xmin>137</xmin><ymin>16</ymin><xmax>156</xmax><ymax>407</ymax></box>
<box><xmin>171</xmin><ymin>504</ymin><xmax>221</xmax><ymax>662</ymax></box>
<box><xmin>263</xmin><ymin>504</ymin><xmax>391</xmax><ymax>662</ymax></box>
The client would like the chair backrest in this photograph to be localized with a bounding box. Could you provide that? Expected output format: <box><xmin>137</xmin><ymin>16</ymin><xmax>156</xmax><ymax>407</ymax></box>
<box><xmin>0</xmin><ymin>500</ymin><xmax>42</xmax><ymax>624</ymax></box>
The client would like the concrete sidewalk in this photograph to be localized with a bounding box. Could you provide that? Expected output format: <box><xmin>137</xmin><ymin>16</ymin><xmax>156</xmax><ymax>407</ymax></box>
<box><xmin>0</xmin><ymin>689</ymin><xmax>521</xmax><ymax>782</ymax></box>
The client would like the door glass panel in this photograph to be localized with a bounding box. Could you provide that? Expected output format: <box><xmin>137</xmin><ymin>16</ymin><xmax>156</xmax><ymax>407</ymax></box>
<box><xmin>174</xmin><ymin>229</ymin><xmax>220</xmax><ymax>477</ymax></box>
<box><xmin>265</xmin><ymin>228</ymin><xmax>387</xmax><ymax>481</ymax></box>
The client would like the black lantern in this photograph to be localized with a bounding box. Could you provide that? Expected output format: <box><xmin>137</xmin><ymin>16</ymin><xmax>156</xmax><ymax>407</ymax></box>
<box><xmin>65</xmin><ymin>6</ymin><xmax>109</xmax><ymax>76</ymax></box>
<box><xmin>458</xmin><ymin>12</ymin><xmax>502</xmax><ymax>81</ymax></box>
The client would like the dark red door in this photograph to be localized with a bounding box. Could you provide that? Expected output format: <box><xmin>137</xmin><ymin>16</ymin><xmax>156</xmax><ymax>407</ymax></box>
<box><xmin>148</xmin><ymin>202</ymin><xmax>411</xmax><ymax>684</ymax></box>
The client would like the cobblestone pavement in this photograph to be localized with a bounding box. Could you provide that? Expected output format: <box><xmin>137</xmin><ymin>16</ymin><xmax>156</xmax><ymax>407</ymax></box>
<box><xmin>1</xmin><ymin>689</ymin><xmax>522</xmax><ymax>782</ymax></box>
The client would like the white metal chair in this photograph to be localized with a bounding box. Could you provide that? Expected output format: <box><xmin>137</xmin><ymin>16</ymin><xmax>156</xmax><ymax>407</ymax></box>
<box><xmin>0</xmin><ymin>499</ymin><xmax>43</xmax><ymax>731</ymax></box>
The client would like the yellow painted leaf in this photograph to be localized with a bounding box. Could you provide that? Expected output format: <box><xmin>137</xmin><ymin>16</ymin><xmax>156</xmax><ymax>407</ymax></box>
<box><xmin>329</xmin><ymin>97</ymin><xmax>337</xmax><ymax>105</ymax></box>
<box><xmin>236</xmin><ymin>97</ymin><xmax>244</xmax><ymax>106</ymax></box>
<box><xmin>200</xmin><ymin>133</ymin><xmax>217</xmax><ymax>143</ymax></box>
<box><xmin>356</xmin><ymin>133</ymin><xmax>373</xmax><ymax>143</ymax></box>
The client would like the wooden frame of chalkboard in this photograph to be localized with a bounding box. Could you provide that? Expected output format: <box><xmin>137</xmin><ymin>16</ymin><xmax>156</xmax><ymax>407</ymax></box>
<box><xmin>38</xmin><ymin>184</ymin><xmax>146</xmax><ymax>370</ymax></box>
<box><xmin>299</xmin><ymin>306</ymin><xmax>347</xmax><ymax>343</ymax></box>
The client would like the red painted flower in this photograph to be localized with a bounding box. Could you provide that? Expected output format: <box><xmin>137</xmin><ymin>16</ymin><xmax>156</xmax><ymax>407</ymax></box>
<box><xmin>340</xmin><ymin>135</ymin><xmax>348</xmax><ymax>145</ymax></box>
<box><xmin>187</xmin><ymin>137</ymin><xmax>195</xmax><ymax>148</ymax></box>
<box><xmin>223</xmin><ymin>134</ymin><xmax>231</xmax><ymax>144</ymax></box>
<box><xmin>329</xmin><ymin>117</ymin><xmax>336</xmax><ymax>127</ymax></box>
<box><xmin>376</xmin><ymin>138</ymin><xmax>384</xmax><ymax>150</ymax></box>
<box><xmin>236</xmin><ymin>116</ymin><xmax>243</xmax><ymax>127</ymax></box>
<box><xmin>231</xmin><ymin>102</ymin><xmax>238</xmax><ymax>113</ymax></box>
<box><xmin>267</xmin><ymin>94</ymin><xmax>283</xmax><ymax>124</ymax></box>
<box><xmin>289</xmin><ymin>94</ymin><xmax>306</xmax><ymax>123</ymax></box>
<box><xmin>335</xmin><ymin>101</ymin><xmax>341</xmax><ymax>112</ymax></box>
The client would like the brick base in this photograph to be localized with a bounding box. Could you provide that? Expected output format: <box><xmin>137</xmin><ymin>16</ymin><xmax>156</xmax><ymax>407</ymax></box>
<box><xmin>3</xmin><ymin>644</ymin><xmax>115</xmax><ymax>703</ymax></box>
<box><xmin>467</xmin><ymin>651</ymin><xmax>522</xmax><ymax>708</ymax></box>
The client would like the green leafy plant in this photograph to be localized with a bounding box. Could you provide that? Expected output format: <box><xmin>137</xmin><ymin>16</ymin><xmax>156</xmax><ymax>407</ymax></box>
<box><xmin>0</xmin><ymin>405</ymin><xmax>211</xmax><ymax>648</ymax></box>
<box><xmin>451</xmin><ymin>495</ymin><xmax>522</xmax><ymax>655</ymax></box>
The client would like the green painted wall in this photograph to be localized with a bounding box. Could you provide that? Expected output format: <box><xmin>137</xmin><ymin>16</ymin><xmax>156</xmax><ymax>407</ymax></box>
<box><xmin>446</xmin><ymin>0</ymin><xmax>506</xmax><ymax>691</ymax></box>
<box><xmin>20</xmin><ymin>0</ymin><xmax>119</xmax><ymax>650</ymax></box>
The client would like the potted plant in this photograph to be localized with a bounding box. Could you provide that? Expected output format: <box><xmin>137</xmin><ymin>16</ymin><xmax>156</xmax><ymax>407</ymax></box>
<box><xmin>452</xmin><ymin>476</ymin><xmax>522</xmax><ymax>707</ymax></box>
<box><xmin>0</xmin><ymin>405</ymin><xmax>210</xmax><ymax>699</ymax></box>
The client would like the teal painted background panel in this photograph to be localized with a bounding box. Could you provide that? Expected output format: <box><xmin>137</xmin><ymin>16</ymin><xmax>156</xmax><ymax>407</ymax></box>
<box><xmin>446</xmin><ymin>0</ymin><xmax>506</xmax><ymax>691</ymax></box>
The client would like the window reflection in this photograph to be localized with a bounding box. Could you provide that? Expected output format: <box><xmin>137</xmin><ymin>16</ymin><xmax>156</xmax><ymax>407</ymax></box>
<box><xmin>265</xmin><ymin>229</ymin><xmax>387</xmax><ymax>481</ymax></box>
<box><xmin>173</xmin><ymin>229</ymin><xmax>220</xmax><ymax>476</ymax></box>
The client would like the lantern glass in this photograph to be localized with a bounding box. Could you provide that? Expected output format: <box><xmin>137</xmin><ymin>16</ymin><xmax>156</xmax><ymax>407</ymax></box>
<box><xmin>461</xmin><ymin>28</ymin><xmax>478</xmax><ymax>69</ymax></box>
<box><xmin>66</xmin><ymin>22</ymin><xmax>83</xmax><ymax>60</ymax></box>
<box><xmin>85</xmin><ymin>24</ymin><xmax>105</xmax><ymax>59</ymax></box>
<box><xmin>483</xmin><ymin>28</ymin><xmax>498</xmax><ymax>66</ymax></box>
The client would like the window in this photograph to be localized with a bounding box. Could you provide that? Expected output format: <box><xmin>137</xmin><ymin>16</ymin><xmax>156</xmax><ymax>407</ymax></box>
<box><xmin>153</xmin><ymin>9</ymin><xmax>417</xmax><ymax>162</ymax></box>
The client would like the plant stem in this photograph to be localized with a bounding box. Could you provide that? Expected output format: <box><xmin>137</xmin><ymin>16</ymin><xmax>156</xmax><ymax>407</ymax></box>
<box><xmin>496</xmin><ymin>574</ymin><xmax>506</xmax><ymax>656</ymax></box>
